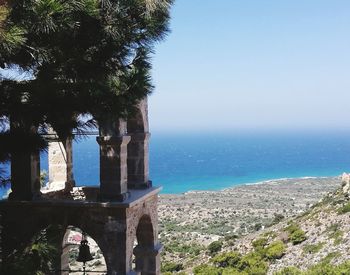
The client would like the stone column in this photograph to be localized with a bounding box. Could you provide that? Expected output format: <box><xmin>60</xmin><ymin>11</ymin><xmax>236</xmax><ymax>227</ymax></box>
<box><xmin>127</xmin><ymin>99</ymin><xmax>151</xmax><ymax>189</ymax></box>
<box><xmin>10</xmin><ymin>150</ymin><xmax>41</xmax><ymax>200</ymax></box>
<box><xmin>61</xmin><ymin>226</ymin><xmax>74</xmax><ymax>275</ymax></box>
<box><xmin>133</xmin><ymin>244</ymin><xmax>162</xmax><ymax>275</ymax></box>
<box><xmin>97</xmin><ymin>118</ymin><xmax>130</xmax><ymax>201</ymax></box>
<box><xmin>48</xmin><ymin>134</ymin><xmax>75</xmax><ymax>191</ymax></box>
<box><xmin>9</xmin><ymin>118</ymin><xmax>41</xmax><ymax>200</ymax></box>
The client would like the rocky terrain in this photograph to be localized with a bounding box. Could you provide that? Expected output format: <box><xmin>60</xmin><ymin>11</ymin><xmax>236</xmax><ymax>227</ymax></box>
<box><xmin>158</xmin><ymin>176</ymin><xmax>347</xmax><ymax>274</ymax></box>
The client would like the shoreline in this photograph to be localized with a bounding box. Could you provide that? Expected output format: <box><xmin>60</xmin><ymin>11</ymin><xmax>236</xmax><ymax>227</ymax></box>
<box><xmin>158</xmin><ymin>176</ymin><xmax>342</xmax><ymax>247</ymax></box>
<box><xmin>167</xmin><ymin>175</ymin><xmax>341</xmax><ymax>196</ymax></box>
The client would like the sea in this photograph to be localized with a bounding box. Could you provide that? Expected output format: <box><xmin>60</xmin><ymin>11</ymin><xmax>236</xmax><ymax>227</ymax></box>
<box><xmin>2</xmin><ymin>130</ymin><xmax>350</xmax><ymax>196</ymax></box>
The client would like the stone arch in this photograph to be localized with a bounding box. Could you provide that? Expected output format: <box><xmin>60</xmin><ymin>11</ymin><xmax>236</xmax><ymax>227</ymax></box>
<box><xmin>136</xmin><ymin>215</ymin><xmax>154</xmax><ymax>246</ymax></box>
<box><xmin>127</xmin><ymin>99</ymin><xmax>149</xmax><ymax>133</ymax></box>
<box><xmin>61</xmin><ymin>225</ymin><xmax>107</xmax><ymax>275</ymax></box>
<box><xmin>127</xmin><ymin>98</ymin><xmax>151</xmax><ymax>189</ymax></box>
<box><xmin>133</xmin><ymin>214</ymin><xmax>161</xmax><ymax>275</ymax></box>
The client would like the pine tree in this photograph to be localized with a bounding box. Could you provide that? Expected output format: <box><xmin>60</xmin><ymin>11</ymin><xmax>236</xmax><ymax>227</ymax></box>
<box><xmin>0</xmin><ymin>0</ymin><xmax>173</xmax><ymax>183</ymax></box>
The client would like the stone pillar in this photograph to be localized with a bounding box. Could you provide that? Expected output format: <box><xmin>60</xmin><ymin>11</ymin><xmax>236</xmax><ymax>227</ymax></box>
<box><xmin>133</xmin><ymin>244</ymin><xmax>162</xmax><ymax>275</ymax></box>
<box><xmin>10</xmin><ymin>149</ymin><xmax>41</xmax><ymax>201</ymax></box>
<box><xmin>9</xmin><ymin>117</ymin><xmax>41</xmax><ymax>201</ymax></box>
<box><xmin>97</xmin><ymin>118</ymin><xmax>130</xmax><ymax>201</ymax></box>
<box><xmin>61</xmin><ymin>226</ymin><xmax>73</xmax><ymax>275</ymax></box>
<box><xmin>48</xmin><ymin>134</ymin><xmax>74</xmax><ymax>191</ymax></box>
<box><xmin>127</xmin><ymin>99</ymin><xmax>151</xmax><ymax>189</ymax></box>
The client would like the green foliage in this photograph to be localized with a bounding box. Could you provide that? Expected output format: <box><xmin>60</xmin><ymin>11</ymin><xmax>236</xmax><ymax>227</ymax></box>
<box><xmin>284</xmin><ymin>223</ymin><xmax>306</xmax><ymax>245</ymax></box>
<box><xmin>161</xmin><ymin>261</ymin><xmax>184</xmax><ymax>273</ymax></box>
<box><xmin>271</xmin><ymin>213</ymin><xmax>285</xmax><ymax>225</ymax></box>
<box><xmin>212</xmin><ymin>252</ymin><xmax>242</xmax><ymax>268</ymax></box>
<box><xmin>273</xmin><ymin>266</ymin><xmax>302</xmax><ymax>275</ymax></box>
<box><xmin>193</xmin><ymin>264</ymin><xmax>222</xmax><ymax>275</ymax></box>
<box><xmin>337</xmin><ymin>202</ymin><xmax>350</xmax><ymax>214</ymax></box>
<box><xmin>302</xmin><ymin>242</ymin><xmax>324</xmax><ymax>254</ymax></box>
<box><xmin>0</xmin><ymin>0</ymin><xmax>174</xmax><ymax>173</ymax></box>
<box><xmin>290</xmin><ymin>229</ymin><xmax>307</xmax><ymax>245</ymax></box>
<box><xmin>265</xmin><ymin>241</ymin><xmax>286</xmax><ymax>260</ymax></box>
<box><xmin>224</xmin><ymin>234</ymin><xmax>239</xmax><ymax>242</ymax></box>
<box><xmin>237</xmin><ymin>252</ymin><xmax>268</xmax><ymax>274</ymax></box>
<box><xmin>2</xmin><ymin>225</ymin><xmax>61</xmax><ymax>275</ymax></box>
<box><xmin>221</xmin><ymin>268</ymin><xmax>244</xmax><ymax>275</ymax></box>
<box><xmin>40</xmin><ymin>170</ymin><xmax>48</xmax><ymax>187</ymax></box>
<box><xmin>273</xmin><ymin>260</ymin><xmax>350</xmax><ymax>275</ymax></box>
<box><xmin>164</xmin><ymin>241</ymin><xmax>203</xmax><ymax>256</ymax></box>
<box><xmin>208</xmin><ymin>241</ymin><xmax>223</xmax><ymax>256</ymax></box>
<box><xmin>252</xmin><ymin>238</ymin><xmax>268</xmax><ymax>250</ymax></box>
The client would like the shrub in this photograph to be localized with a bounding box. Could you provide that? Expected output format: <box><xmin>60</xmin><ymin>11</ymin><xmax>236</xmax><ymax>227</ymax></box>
<box><xmin>208</xmin><ymin>241</ymin><xmax>223</xmax><ymax>255</ymax></box>
<box><xmin>193</xmin><ymin>264</ymin><xmax>221</xmax><ymax>275</ymax></box>
<box><xmin>252</xmin><ymin>238</ymin><xmax>268</xmax><ymax>250</ymax></box>
<box><xmin>272</xmin><ymin>213</ymin><xmax>285</xmax><ymax>225</ymax></box>
<box><xmin>237</xmin><ymin>252</ymin><xmax>268</xmax><ymax>274</ymax></box>
<box><xmin>337</xmin><ymin>202</ymin><xmax>350</xmax><ymax>214</ymax></box>
<box><xmin>161</xmin><ymin>261</ymin><xmax>184</xmax><ymax>273</ymax></box>
<box><xmin>224</xmin><ymin>234</ymin><xmax>239</xmax><ymax>242</ymax></box>
<box><xmin>290</xmin><ymin>229</ymin><xmax>307</xmax><ymax>245</ymax></box>
<box><xmin>274</xmin><ymin>266</ymin><xmax>302</xmax><ymax>275</ymax></box>
<box><xmin>284</xmin><ymin>223</ymin><xmax>306</xmax><ymax>245</ymax></box>
<box><xmin>212</xmin><ymin>252</ymin><xmax>241</xmax><ymax>268</ymax></box>
<box><xmin>165</xmin><ymin>241</ymin><xmax>203</xmax><ymax>256</ymax></box>
<box><xmin>222</xmin><ymin>268</ymin><xmax>243</xmax><ymax>275</ymax></box>
<box><xmin>265</xmin><ymin>241</ymin><xmax>286</xmax><ymax>260</ymax></box>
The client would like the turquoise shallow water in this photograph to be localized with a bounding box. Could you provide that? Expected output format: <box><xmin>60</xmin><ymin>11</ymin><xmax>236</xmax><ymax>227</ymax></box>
<box><xmin>2</xmin><ymin>130</ymin><xmax>350</xmax><ymax>196</ymax></box>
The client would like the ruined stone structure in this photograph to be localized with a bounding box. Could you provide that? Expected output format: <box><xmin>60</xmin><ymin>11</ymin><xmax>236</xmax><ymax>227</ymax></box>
<box><xmin>0</xmin><ymin>98</ymin><xmax>162</xmax><ymax>275</ymax></box>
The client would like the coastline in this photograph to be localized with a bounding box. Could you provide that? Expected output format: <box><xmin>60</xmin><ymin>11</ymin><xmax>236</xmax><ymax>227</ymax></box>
<box><xmin>158</xmin><ymin>176</ymin><xmax>342</xmax><ymax>251</ymax></box>
<box><xmin>178</xmin><ymin>175</ymin><xmax>341</xmax><ymax>195</ymax></box>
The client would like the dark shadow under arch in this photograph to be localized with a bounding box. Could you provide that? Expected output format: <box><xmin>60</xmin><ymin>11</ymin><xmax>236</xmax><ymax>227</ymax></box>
<box><xmin>136</xmin><ymin>215</ymin><xmax>154</xmax><ymax>247</ymax></box>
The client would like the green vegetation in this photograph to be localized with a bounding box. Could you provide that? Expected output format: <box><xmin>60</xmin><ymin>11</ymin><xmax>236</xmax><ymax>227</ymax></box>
<box><xmin>284</xmin><ymin>223</ymin><xmax>307</xmax><ymax>245</ymax></box>
<box><xmin>337</xmin><ymin>202</ymin><xmax>350</xmax><ymax>214</ymax></box>
<box><xmin>252</xmin><ymin>238</ymin><xmax>268</xmax><ymax>251</ymax></box>
<box><xmin>274</xmin><ymin>266</ymin><xmax>302</xmax><ymax>275</ymax></box>
<box><xmin>322</xmin><ymin>252</ymin><xmax>341</xmax><ymax>264</ymax></box>
<box><xmin>194</xmin><ymin>237</ymin><xmax>286</xmax><ymax>274</ymax></box>
<box><xmin>274</xmin><ymin>261</ymin><xmax>350</xmax><ymax>275</ymax></box>
<box><xmin>161</xmin><ymin>261</ymin><xmax>184</xmax><ymax>273</ymax></box>
<box><xmin>193</xmin><ymin>264</ymin><xmax>222</xmax><ymax>275</ymax></box>
<box><xmin>0</xmin><ymin>0</ymin><xmax>173</xmax><ymax>189</ymax></box>
<box><xmin>271</xmin><ymin>213</ymin><xmax>285</xmax><ymax>225</ymax></box>
<box><xmin>164</xmin><ymin>241</ymin><xmax>203</xmax><ymax>257</ymax></box>
<box><xmin>325</xmin><ymin>224</ymin><xmax>343</xmax><ymax>245</ymax></box>
<box><xmin>2</xmin><ymin>225</ymin><xmax>61</xmax><ymax>275</ymax></box>
<box><xmin>302</xmin><ymin>242</ymin><xmax>325</xmax><ymax>254</ymax></box>
<box><xmin>212</xmin><ymin>252</ymin><xmax>241</xmax><ymax>268</ymax></box>
<box><xmin>208</xmin><ymin>241</ymin><xmax>223</xmax><ymax>255</ymax></box>
<box><xmin>265</xmin><ymin>241</ymin><xmax>286</xmax><ymax>260</ymax></box>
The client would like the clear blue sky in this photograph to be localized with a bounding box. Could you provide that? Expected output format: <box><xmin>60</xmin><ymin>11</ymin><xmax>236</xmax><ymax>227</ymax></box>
<box><xmin>149</xmin><ymin>0</ymin><xmax>350</xmax><ymax>132</ymax></box>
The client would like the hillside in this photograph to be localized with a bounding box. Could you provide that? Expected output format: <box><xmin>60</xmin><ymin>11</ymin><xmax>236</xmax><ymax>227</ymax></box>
<box><xmin>159</xmin><ymin>176</ymin><xmax>350</xmax><ymax>274</ymax></box>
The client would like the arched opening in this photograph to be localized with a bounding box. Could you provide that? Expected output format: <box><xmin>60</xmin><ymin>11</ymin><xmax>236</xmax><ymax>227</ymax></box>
<box><xmin>61</xmin><ymin>226</ymin><xmax>107</xmax><ymax>275</ymax></box>
<box><xmin>133</xmin><ymin>215</ymin><xmax>161</xmax><ymax>275</ymax></box>
<box><xmin>127</xmin><ymin>99</ymin><xmax>150</xmax><ymax>189</ymax></box>
<box><xmin>136</xmin><ymin>215</ymin><xmax>154</xmax><ymax>247</ymax></box>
